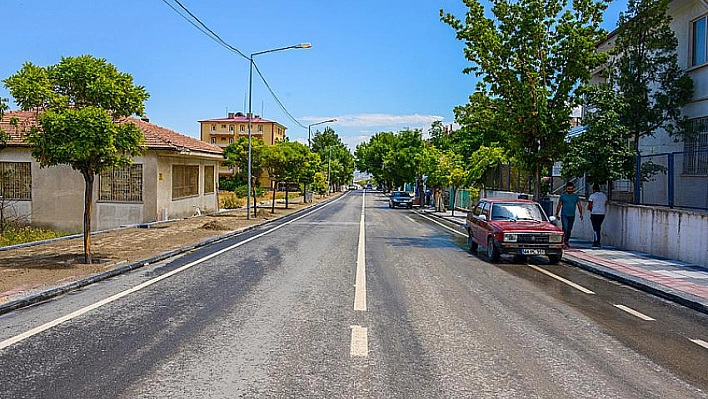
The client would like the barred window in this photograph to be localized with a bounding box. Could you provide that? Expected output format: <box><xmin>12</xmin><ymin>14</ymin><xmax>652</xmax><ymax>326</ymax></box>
<box><xmin>173</xmin><ymin>165</ymin><xmax>199</xmax><ymax>199</ymax></box>
<box><xmin>204</xmin><ymin>165</ymin><xmax>215</xmax><ymax>194</ymax></box>
<box><xmin>99</xmin><ymin>164</ymin><xmax>143</xmax><ymax>202</ymax></box>
<box><xmin>0</xmin><ymin>162</ymin><xmax>31</xmax><ymax>200</ymax></box>
<box><xmin>684</xmin><ymin>117</ymin><xmax>708</xmax><ymax>175</ymax></box>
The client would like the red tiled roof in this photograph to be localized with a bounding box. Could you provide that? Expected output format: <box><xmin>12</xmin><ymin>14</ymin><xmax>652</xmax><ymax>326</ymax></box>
<box><xmin>126</xmin><ymin>117</ymin><xmax>222</xmax><ymax>155</ymax></box>
<box><xmin>199</xmin><ymin>116</ymin><xmax>275</xmax><ymax>124</ymax></box>
<box><xmin>0</xmin><ymin>111</ymin><xmax>222</xmax><ymax>156</ymax></box>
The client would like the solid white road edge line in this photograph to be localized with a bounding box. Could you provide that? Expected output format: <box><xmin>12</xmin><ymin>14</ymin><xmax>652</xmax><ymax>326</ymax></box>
<box><xmin>350</xmin><ymin>325</ymin><xmax>368</xmax><ymax>357</ymax></box>
<box><xmin>354</xmin><ymin>192</ymin><xmax>367</xmax><ymax>311</ymax></box>
<box><xmin>613</xmin><ymin>304</ymin><xmax>656</xmax><ymax>321</ymax></box>
<box><xmin>528</xmin><ymin>265</ymin><xmax>596</xmax><ymax>295</ymax></box>
<box><xmin>415</xmin><ymin>212</ymin><xmax>467</xmax><ymax>237</ymax></box>
<box><xmin>690</xmin><ymin>338</ymin><xmax>708</xmax><ymax>350</ymax></box>
<box><xmin>0</xmin><ymin>196</ymin><xmax>346</xmax><ymax>351</ymax></box>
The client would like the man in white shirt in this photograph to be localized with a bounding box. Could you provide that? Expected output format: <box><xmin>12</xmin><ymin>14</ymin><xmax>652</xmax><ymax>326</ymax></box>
<box><xmin>587</xmin><ymin>183</ymin><xmax>608</xmax><ymax>248</ymax></box>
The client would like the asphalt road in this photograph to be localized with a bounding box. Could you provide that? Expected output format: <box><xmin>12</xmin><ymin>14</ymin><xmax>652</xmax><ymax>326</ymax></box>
<box><xmin>0</xmin><ymin>191</ymin><xmax>706</xmax><ymax>398</ymax></box>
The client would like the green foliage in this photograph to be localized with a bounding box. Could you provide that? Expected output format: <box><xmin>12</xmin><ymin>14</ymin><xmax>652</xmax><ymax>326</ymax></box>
<box><xmin>0</xmin><ymin>97</ymin><xmax>8</xmax><ymax>148</ymax></box>
<box><xmin>311</xmin><ymin>126</ymin><xmax>354</xmax><ymax>188</ymax></box>
<box><xmin>467</xmin><ymin>145</ymin><xmax>509</xmax><ymax>186</ymax></box>
<box><xmin>312</xmin><ymin>171</ymin><xmax>328</xmax><ymax>195</ymax></box>
<box><xmin>441</xmin><ymin>0</ymin><xmax>609</xmax><ymax>199</ymax></box>
<box><xmin>233</xmin><ymin>184</ymin><xmax>264</xmax><ymax>198</ymax></box>
<box><xmin>610</xmin><ymin>0</ymin><xmax>693</xmax><ymax>153</ymax></box>
<box><xmin>0</xmin><ymin>224</ymin><xmax>63</xmax><ymax>247</ymax></box>
<box><xmin>218</xmin><ymin>176</ymin><xmax>242</xmax><ymax>192</ymax></box>
<box><xmin>3</xmin><ymin>55</ymin><xmax>149</xmax><ymax>263</ymax></box>
<box><xmin>222</xmin><ymin>136</ymin><xmax>266</xmax><ymax>185</ymax></box>
<box><xmin>562</xmin><ymin>84</ymin><xmax>635</xmax><ymax>183</ymax></box>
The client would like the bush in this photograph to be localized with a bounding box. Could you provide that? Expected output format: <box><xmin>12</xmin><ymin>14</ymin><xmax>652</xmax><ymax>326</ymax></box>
<box><xmin>219</xmin><ymin>192</ymin><xmax>245</xmax><ymax>209</ymax></box>
<box><xmin>0</xmin><ymin>224</ymin><xmax>63</xmax><ymax>247</ymax></box>
<box><xmin>233</xmin><ymin>185</ymin><xmax>265</xmax><ymax>198</ymax></box>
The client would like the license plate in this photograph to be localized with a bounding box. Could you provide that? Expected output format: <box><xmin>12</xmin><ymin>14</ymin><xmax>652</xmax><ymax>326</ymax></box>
<box><xmin>521</xmin><ymin>249</ymin><xmax>545</xmax><ymax>255</ymax></box>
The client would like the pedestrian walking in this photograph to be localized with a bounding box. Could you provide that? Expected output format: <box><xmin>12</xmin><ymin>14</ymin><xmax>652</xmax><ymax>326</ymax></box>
<box><xmin>555</xmin><ymin>182</ymin><xmax>583</xmax><ymax>248</ymax></box>
<box><xmin>434</xmin><ymin>188</ymin><xmax>444</xmax><ymax>212</ymax></box>
<box><xmin>587</xmin><ymin>183</ymin><xmax>608</xmax><ymax>248</ymax></box>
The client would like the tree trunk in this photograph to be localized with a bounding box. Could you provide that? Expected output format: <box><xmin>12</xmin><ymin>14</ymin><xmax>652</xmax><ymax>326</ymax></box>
<box><xmin>82</xmin><ymin>171</ymin><xmax>94</xmax><ymax>264</ymax></box>
<box><xmin>271</xmin><ymin>180</ymin><xmax>277</xmax><ymax>213</ymax></box>
<box><xmin>533</xmin><ymin>164</ymin><xmax>541</xmax><ymax>202</ymax></box>
<box><xmin>285</xmin><ymin>184</ymin><xmax>290</xmax><ymax>209</ymax></box>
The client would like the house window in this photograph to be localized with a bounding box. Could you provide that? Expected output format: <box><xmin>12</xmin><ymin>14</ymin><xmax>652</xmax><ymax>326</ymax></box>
<box><xmin>210</xmin><ymin>137</ymin><xmax>216</xmax><ymax>144</ymax></box>
<box><xmin>229</xmin><ymin>125</ymin><xmax>234</xmax><ymax>132</ymax></box>
<box><xmin>240</xmin><ymin>125</ymin><xmax>245</xmax><ymax>132</ymax></box>
<box><xmin>172</xmin><ymin>165</ymin><xmax>200</xmax><ymax>199</ymax></box>
<box><xmin>0</xmin><ymin>162</ymin><xmax>31</xmax><ymax>200</ymax></box>
<box><xmin>221</xmin><ymin>124</ymin><xmax>226</xmax><ymax>129</ymax></box>
<box><xmin>99</xmin><ymin>164</ymin><xmax>143</xmax><ymax>202</ymax></box>
<box><xmin>204</xmin><ymin>165</ymin><xmax>215</xmax><ymax>194</ymax></box>
<box><xmin>211</xmin><ymin>124</ymin><xmax>216</xmax><ymax>131</ymax></box>
<box><xmin>693</xmin><ymin>16</ymin><xmax>707</xmax><ymax>66</ymax></box>
<box><xmin>229</xmin><ymin>137</ymin><xmax>234</xmax><ymax>144</ymax></box>
<box><xmin>258</xmin><ymin>125</ymin><xmax>263</xmax><ymax>132</ymax></box>
<box><xmin>684</xmin><ymin>117</ymin><xmax>708</xmax><ymax>175</ymax></box>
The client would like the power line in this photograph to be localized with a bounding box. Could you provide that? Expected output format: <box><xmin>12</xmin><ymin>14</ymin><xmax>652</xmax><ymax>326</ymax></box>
<box><xmin>159</xmin><ymin>0</ymin><xmax>310</xmax><ymax>131</ymax></box>
<box><xmin>253</xmin><ymin>62</ymin><xmax>307</xmax><ymax>129</ymax></box>
<box><xmin>159</xmin><ymin>0</ymin><xmax>248</xmax><ymax>60</ymax></box>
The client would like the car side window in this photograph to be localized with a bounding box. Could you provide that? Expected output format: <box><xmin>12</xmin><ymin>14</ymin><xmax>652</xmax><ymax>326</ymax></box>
<box><xmin>480</xmin><ymin>201</ymin><xmax>490</xmax><ymax>218</ymax></box>
<box><xmin>473</xmin><ymin>202</ymin><xmax>483</xmax><ymax>216</ymax></box>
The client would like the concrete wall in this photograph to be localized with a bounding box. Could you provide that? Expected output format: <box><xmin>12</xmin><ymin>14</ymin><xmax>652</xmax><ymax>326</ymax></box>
<box><xmin>483</xmin><ymin>189</ymin><xmax>708</xmax><ymax>267</ymax></box>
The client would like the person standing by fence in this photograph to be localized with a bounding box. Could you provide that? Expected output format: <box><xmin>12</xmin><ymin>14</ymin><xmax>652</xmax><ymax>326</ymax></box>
<box><xmin>555</xmin><ymin>182</ymin><xmax>583</xmax><ymax>249</ymax></box>
<box><xmin>587</xmin><ymin>183</ymin><xmax>608</xmax><ymax>248</ymax></box>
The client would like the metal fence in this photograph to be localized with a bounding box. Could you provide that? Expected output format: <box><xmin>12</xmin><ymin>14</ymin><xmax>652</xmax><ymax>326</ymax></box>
<box><xmin>612</xmin><ymin>150</ymin><xmax>708</xmax><ymax>211</ymax></box>
<box><xmin>473</xmin><ymin>150</ymin><xmax>708</xmax><ymax>212</ymax></box>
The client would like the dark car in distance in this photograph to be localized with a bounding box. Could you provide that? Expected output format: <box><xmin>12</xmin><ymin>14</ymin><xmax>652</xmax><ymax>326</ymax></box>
<box><xmin>389</xmin><ymin>191</ymin><xmax>413</xmax><ymax>208</ymax></box>
<box><xmin>465</xmin><ymin>198</ymin><xmax>564</xmax><ymax>263</ymax></box>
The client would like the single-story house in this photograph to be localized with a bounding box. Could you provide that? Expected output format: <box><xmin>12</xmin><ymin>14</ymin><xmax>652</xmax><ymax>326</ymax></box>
<box><xmin>0</xmin><ymin>111</ymin><xmax>223</xmax><ymax>232</ymax></box>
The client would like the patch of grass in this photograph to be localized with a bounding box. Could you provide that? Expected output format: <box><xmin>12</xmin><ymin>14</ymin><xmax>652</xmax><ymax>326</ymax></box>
<box><xmin>0</xmin><ymin>225</ymin><xmax>64</xmax><ymax>247</ymax></box>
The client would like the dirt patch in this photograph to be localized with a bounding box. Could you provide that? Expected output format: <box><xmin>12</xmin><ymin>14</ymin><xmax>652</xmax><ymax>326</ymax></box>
<box><xmin>0</xmin><ymin>194</ymin><xmax>338</xmax><ymax>303</ymax></box>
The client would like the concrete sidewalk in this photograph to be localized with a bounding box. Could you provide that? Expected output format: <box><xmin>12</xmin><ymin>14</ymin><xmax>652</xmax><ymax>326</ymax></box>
<box><xmin>421</xmin><ymin>208</ymin><xmax>708</xmax><ymax>315</ymax></box>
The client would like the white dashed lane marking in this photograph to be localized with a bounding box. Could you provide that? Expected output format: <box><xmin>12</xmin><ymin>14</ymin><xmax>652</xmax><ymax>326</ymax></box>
<box><xmin>613</xmin><ymin>304</ymin><xmax>655</xmax><ymax>321</ymax></box>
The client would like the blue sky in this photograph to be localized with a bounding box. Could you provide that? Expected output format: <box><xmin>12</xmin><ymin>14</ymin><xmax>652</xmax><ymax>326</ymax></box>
<box><xmin>1</xmin><ymin>0</ymin><xmax>627</xmax><ymax>150</ymax></box>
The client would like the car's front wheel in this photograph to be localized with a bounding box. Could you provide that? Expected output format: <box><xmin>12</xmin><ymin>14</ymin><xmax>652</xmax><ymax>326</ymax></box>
<box><xmin>468</xmin><ymin>230</ymin><xmax>478</xmax><ymax>253</ymax></box>
<box><xmin>487</xmin><ymin>237</ymin><xmax>500</xmax><ymax>262</ymax></box>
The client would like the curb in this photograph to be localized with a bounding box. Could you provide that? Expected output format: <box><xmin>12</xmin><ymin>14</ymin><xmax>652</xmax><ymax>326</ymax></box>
<box><xmin>562</xmin><ymin>255</ymin><xmax>708</xmax><ymax>315</ymax></box>
<box><xmin>0</xmin><ymin>198</ymin><xmax>335</xmax><ymax>316</ymax></box>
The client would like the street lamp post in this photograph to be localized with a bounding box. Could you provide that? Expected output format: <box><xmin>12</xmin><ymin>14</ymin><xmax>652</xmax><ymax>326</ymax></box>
<box><xmin>326</xmin><ymin>146</ymin><xmax>332</xmax><ymax>195</ymax></box>
<box><xmin>307</xmin><ymin>118</ymin><xmax>337</xmax><ymax>149</ymax></box>
<box><xmin>247</xmin><ymin>43</ymin><xmax>311</xmax><ymax>219</ymax></box>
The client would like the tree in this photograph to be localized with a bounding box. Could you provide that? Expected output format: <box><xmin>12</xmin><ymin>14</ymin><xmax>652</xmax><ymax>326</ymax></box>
<box><xmin>0</xmin><ymin>97</ymin><xmax>8</xmax><ymax>148</ymax></box>
<box><xmin>3</xmin><ymin>56</ymin><xmax>149</xmax><ymax>264</ymax></box>
<box><xmin>608</xmin><ymin>0</ymin><xmax>693</xmax><ymax>201</ymax></box>
<box><xmin>561</xmin><ymin>84</ymin><xmax>635</xmax><ymax>184</ymax></box>
<box><xmin>222</xmin><ymin>136</ymin><xmax>267</xmax><ymax>216</ymax></box>
<box><xmin>441</xmin><ymin>0</ymin><xmax>609</xmax><ymax>200</ymax></box>
<box><xmin>355</xmin><ymin>132</ymin><xmax>396</xmax><ymax>190</ymax></box>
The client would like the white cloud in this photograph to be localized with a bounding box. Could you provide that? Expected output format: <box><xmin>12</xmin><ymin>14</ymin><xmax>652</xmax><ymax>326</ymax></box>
<box><xmin>302</xmin><ymin>113</ymin><xmax>445</xmax><ymax>128</ymax></box>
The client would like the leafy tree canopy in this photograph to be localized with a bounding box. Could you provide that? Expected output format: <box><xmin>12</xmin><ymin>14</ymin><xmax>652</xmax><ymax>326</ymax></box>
<box><xmin>2</xmin><ymin>55</ymin><xmax>149</xmax><ymax>263</ymax></box>
<box><xmin>441</xmin><ymin>0</ymin><xmax>609</xmax><ymax>199</ymax></box>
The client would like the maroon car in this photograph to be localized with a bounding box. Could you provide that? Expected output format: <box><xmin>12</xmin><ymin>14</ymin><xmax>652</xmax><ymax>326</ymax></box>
<box><xmin>465</xmin><ymin>198</ymin><xmax>564</xmax><ymax>264</ymax></box>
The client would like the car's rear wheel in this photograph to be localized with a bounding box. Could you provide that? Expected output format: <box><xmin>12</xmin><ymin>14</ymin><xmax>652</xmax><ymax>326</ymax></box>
<box><xmin>548</xmin><ymin>254</ymin><xmax>561</xmax><ymax>264</ymax></box>
<box><xmin>487</xmin><ymin>237</ymin><xmax>500</xmax><ymax>262</ymax></box>
<box><xmin>468</xmin><ymin>230</ymin><xmax>478</xmax><ymax>253</ymax></box>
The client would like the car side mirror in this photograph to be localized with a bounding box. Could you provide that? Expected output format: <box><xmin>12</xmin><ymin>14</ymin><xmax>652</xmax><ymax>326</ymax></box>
<box><xmin>548</xmin><ymin>216</ymin><xmax>557</xmax><ymax>222</ymax></box>
<box><xmin>478</xmin><ymin>214</ymin><xmax>487</xmax><ymax>221</ymax></box>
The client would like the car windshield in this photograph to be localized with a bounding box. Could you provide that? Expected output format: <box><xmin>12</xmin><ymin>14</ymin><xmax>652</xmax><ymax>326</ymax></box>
<box><xmin>490</xmin><ymin>203</ymin><xmax>547</xmax><ymax>222</ymax></box>
<box><xmin>392</xmin><ymin>192</ymin><xmax>411</xmax><ymax>198</ymax></box>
